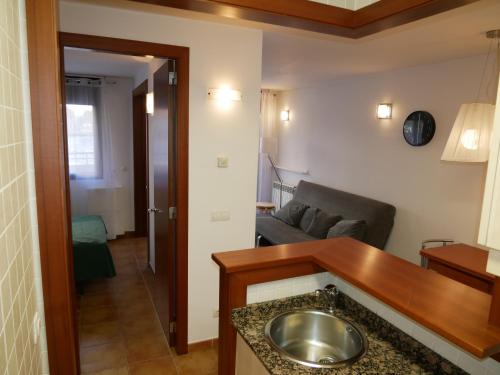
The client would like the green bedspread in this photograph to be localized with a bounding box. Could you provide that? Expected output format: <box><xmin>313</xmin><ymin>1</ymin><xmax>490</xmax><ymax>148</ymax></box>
<box><xmin>72</xmin><ymin>215</ymin><xmax>116</xmax><ymax>282</ymax></box>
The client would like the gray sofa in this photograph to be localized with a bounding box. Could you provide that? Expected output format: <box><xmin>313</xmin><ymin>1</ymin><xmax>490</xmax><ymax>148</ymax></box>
<box><xmin>256</xmin><ymin>180</ymin><xmax>396</xmax><ymax>249</ymax></box>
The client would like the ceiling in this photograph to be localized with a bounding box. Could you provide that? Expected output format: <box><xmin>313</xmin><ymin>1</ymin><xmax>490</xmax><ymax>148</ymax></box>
<box><xmin>62</xmin><ymin>0</ymin><xmax>499</xmax><ymax>90</ymax></box>
<box><xmin>262</xmin><ymin>0</ymin><xmax>500</xmax><ymax>89</ymax></box>
<box><xmin>64</xmin><ymin>47</ymin><xmax>164</xmax><ymax>78</ymax></box>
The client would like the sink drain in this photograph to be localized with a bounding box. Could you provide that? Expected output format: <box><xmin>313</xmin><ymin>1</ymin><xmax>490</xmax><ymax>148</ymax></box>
<box><xmin>318</xmin><ymin>356</ymin><xmax>337</xmax><ymax>365</ymax></box>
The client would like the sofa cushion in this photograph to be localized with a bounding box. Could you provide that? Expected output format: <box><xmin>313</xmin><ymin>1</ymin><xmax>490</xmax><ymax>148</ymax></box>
<box><xmin>327</xmin><ymin>219</ymin><xmax>367</xmax><ymax>241</ymax></box>
<box><xmin>273</xmin><ymin>199</ymin><xmax>308</xmax><ymax>227</ymax></box>
<box><xmin>256</xmin><ymin>216</ymin><xmax>317</xmax><ymax>245</ymax></box>
<box><xmin>293</xmin><ymin>180</ymin><xmax>396</xmax><ymax>249</ymax></box>
<box><xmin>299</xmin><ymin>207</ymin><xmax>342</xmax><ymax>239</ymax></box>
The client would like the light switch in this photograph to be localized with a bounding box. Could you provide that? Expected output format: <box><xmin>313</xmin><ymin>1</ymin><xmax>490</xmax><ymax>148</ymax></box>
<box><xmin>211</xmin><ymin>210</ymin><xmax>230</xmax><ymax>222</ymax></box>
<box><xmin>217</xmin><ymin>156</ymin><xmax>229</xmax><ymax>168</ymax></box>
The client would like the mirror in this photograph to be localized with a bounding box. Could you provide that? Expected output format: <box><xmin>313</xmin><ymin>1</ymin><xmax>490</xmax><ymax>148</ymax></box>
<box><xmin>403</xmin><ymin>111</ymin><xmax>436</xmax><ymax>146</ymax></box>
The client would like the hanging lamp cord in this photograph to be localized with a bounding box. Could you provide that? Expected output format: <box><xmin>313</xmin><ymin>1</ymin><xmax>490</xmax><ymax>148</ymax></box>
<box><xmin>475</xmin><ymin>39</ymin><xmax>494</xmax><ymax>103</ymax></box>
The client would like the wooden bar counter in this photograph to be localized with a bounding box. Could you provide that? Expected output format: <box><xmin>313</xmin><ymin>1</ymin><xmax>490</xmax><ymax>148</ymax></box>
<box><xmin>212</xmin><ymin>237</ymin><xmax>500</xmax><ymax>375</ymax></box>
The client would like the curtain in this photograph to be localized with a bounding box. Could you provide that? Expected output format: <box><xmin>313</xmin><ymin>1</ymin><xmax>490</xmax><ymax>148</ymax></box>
<box><xmin>66</xmin><ymin>78</ymin><xmax>127</xmax><ymax>239</ymax></box>
<box><xmin>257</xmin><ymin>90</ymin><xmax>279</xmax><ymax>202</ymax></box>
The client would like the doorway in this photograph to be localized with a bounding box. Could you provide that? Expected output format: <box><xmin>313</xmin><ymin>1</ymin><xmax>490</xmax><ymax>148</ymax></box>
<box><xmin>60</xmin><ymin>31</ymin><xmax>189</xmax><ymax>354</ymax></box>
<box><xmin>27</xmin><ymin>29</ymin><xmax>189</xmax><ymax>374</ymax></box>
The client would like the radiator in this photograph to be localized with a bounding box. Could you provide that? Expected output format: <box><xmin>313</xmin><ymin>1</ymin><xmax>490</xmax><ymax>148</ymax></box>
<box><xmin>272</xmin><ymin>181</ymin><xmax>296</xmax><ymax>209</ymax></box>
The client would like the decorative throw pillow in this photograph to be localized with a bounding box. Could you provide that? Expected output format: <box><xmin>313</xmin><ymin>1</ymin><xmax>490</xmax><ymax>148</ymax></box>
<box><xmin>299</xmin><ymin>207</ymin><xmax>342</xmax><ymax>239</ymax></box>
<box><xmin>273</xmin><ymin>199</ymin><xmax>309</xmax><ymax>227</ymax></box>
<box><xmin>327</xmin><ymin>219</ymin><xmax>367</xmax><ymax>241</ymax></box>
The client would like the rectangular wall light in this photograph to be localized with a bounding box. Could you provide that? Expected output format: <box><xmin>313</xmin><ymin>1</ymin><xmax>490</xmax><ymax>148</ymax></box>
<box><xmin>146</xmin><ymin>92</ymin><xmax>154</xmax><ymax>115</ymax></box>
<box><xmin>377</xmin><ymin>103</ymin><xmax>392</xmax><ymax>119</ymax></box>
<box><xmin>207</xmin><ymin>87</ymin><xmax>242</xmax><ymax>102</ymax></box>
<box><xmin>280</xmin><ymin>110</ymin><xmax>290</xmax><ymax>122</ymax></box>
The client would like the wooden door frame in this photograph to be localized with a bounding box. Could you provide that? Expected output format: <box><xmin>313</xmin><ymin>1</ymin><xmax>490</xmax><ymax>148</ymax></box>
<box><xmin>26</xmin><ymin>1</ymin><xmax>190</xmax><ymax>369</ymax></box>
<box><xmin>58</xmin><ymin>33</ymin><xmax>189</xmax><ymax>356</ymax></box>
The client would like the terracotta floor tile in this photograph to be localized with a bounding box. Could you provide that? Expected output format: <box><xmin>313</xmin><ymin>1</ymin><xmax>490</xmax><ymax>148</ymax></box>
<box><xmin>86</xmin><ymin>366</ymin><xmax>129</xmax><ymax>375</ymax></box>
<box><xmin>128</xmin><ymin>356</ymin><xmax>177</xmax><ymax>375</ymax></box>
<box><xmin>80</xmin><ymin>321</ymin><xmax>121</xmax><ymax>348</ymax></box>
<box><xmin>114</xmin><ymin>297</ymin><xmax>152</xmax><ymax>311</ymax></box>
<box><xmin>81</xmin><ymin>306</ymin><xmax>119</xmax><ymax>325</ymax></box>
<box><xmin>109</xmin><ymin>278</ymin><xmax>145</xmax><ymax>292</ymax></box>
<box><xmin>120</xmin><ymin>317</ymin><xmax>163</xmax><ymax>339</ymax></box>
<box><xmin>112</xmin><ymin>290</ymin><xmax>151</xmax><ymax>307</ymax></box>
<box><xmin>81</xmin><ymin>292</ymin><xmax>115</xmax><ymax>309</ymax></box>
<box><xmin>80</xmin><ymin>341</ymin><xmax>127</xmax><ymax>374</ymax></box>
<box><xmin>114</xmin><ymin>265</ymin><xmax>139</xmax><ymax>275</ymax></box>
<box><xmin>118</xmin><ymin>301</ymin><xmax>157</xmax><ymax>320</ymax></box>
<box><xmin>173</xmin><ymin>348</ymin><xmax>218</xmax><ymax>375</ymax></box>
<box><xmin>124</xmin><ymin>334</ymin><xmax>170</xmax><ymax>363</ymax></box>
<box><xmin>85</xmin><ymin>280</ymin><xmax>114</xmax><ymax>294</ymax></box>
<box><xmin>79</xmin><ymin>238</ymin><xmax>181</xmax><ymax>374</ymax></box>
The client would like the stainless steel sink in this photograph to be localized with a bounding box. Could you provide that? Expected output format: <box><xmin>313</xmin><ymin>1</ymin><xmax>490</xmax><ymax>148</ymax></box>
<box><xmin>264</xmin><ymin>309</ymin><xmax>367</xmax><ymax>368</ymax></box>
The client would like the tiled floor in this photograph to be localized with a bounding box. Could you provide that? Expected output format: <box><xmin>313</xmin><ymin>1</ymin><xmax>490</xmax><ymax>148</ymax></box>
<box><xmin>77</xmin><ymin>237</ymin><xmax>218</xmax><ymax>374</ymax></box>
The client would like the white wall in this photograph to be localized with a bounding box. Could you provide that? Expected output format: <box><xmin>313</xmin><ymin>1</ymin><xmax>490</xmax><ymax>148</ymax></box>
<box><xmin>59</xmin><ymin>0</ymin><xmax>263</xmax><ymax>343</ymax></box>
<box><xmin>276</xmin><ymin>55</ymin><xmax>489</xmax><ymax>264</ymax></box>
<box><xmin>68</xmin><ymin>76</ymin><xmax>135</xmax><ymax>238</ymax></box>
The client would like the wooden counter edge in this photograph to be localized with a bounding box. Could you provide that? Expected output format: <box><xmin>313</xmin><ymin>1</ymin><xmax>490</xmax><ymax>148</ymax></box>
<box><xmin>212</xmin><ymin>238</ymin><xmax>500</xmax><ymax>375</ymax></box>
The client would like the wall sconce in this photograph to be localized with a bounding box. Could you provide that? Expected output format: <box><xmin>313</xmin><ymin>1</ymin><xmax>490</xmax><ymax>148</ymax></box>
<box><xmin>280</xmin><ymin>110</ymin><xmax>290</xmax><ymax>122</ymax></box>
<box><xmin>146</xmin><ymin>92</ymin><xmax>154</xmax><ymax>115</ymax></box>
<box><xmin>207</xmin><ymin>87</ymin><xmax>242</xmax><ymax>102</ymax></box>
<box><xmin>377</xmin><ymin>103</ymin><xmax>392</xmax><ymax>119</ymax></box>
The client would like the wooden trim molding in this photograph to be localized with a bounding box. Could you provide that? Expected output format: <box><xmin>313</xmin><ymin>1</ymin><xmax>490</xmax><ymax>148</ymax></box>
<box><xmin>59</xmin><ymin>32</ymin><xmax>190</xmax><ymax>356</ymax></box>
<box><xmin>212</xmin><ymin>238</ymin><xmax>500</xmax><ymax>375</ymax></box>
<box><xmin>26</xmin><ymin>1</ymin><xmax>80</xmax><ymax>374</ymax></box>
<box><xmin>26</xmin><ymin>24</ymin><xmax>191</xmax><ymax>374</ymax></box>
<box><xmin>129</xmin><ymin>0</ymin><xmax>479</xmax><ymax>38</ymax></box>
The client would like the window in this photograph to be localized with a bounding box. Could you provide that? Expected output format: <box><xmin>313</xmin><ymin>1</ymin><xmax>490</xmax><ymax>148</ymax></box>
<box><xmin>65</xmin><ymin>82</ymin><xmax>102</xmax><ymax>179</ymax></box>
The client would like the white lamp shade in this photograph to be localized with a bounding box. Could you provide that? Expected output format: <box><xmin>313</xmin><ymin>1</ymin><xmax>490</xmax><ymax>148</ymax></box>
<box><xmin>441</xmin><ymin>103</ymin><xmax>495</xmax><ymax>162</ymax></box>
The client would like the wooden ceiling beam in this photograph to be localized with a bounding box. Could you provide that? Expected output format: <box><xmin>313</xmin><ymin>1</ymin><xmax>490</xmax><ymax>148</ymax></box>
<box><xmin>128</xmin><ymin>0</ymin><xmax>480</xmax><ymax>38</ymax></box>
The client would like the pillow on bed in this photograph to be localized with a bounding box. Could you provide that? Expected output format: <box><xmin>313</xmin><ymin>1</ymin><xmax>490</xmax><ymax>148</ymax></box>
<box><xmin>299</xmin><ymin>207</ymin><xmax>342</xmax><ymax>239</ymax></box>
<box><xmin>273</xmin><ymin>199</ymin><xmax>308</xmax><ymax>227</ymax></box>
<box><xmin>327</xmin><ymin>219</ymin><xmax>367</xmax><ymax>241</ymax></box>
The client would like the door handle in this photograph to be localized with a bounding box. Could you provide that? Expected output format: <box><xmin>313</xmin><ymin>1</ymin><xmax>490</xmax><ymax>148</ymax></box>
<box><xmin>148</xmin><ymin>208</ymin><xmax>163</xmax><ymax>213</ymax></box>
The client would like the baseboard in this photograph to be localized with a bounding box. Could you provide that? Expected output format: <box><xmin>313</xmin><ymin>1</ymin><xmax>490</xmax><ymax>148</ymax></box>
<box><xmin>115</xmin><ymin>231</ymin><xmax>138</xmax><ymax>239</ymax></box>
<box><xmin>187</xmin><ymin>338</ymin><xmax>218</xmax><ymax>352</ymax></box>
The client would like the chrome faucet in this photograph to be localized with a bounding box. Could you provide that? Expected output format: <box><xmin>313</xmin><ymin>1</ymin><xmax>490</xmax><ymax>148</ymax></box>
<box><xmin>315</xmin><ymin>284</ymin><xmax>339</xmax><ymax>314</ymax></box>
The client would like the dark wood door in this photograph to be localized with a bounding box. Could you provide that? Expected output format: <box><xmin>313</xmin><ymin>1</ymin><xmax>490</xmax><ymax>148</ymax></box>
<box><xmin>132</xmin><ymin>80</ymin><xmax>149</xmax><ymax>238</ymax></box>
<box><xmin>152</xmin><ymin>60</ymin><xmax>177</xmax><ymax>345</ymax></box>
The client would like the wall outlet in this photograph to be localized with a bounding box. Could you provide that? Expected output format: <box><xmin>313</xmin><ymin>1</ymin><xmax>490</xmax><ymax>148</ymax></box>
<box><xmin>217</xmin><ymin>156</ymin><xmax>229</xmax><ymax>168</ymax></box>
<box><xmin>211</xmin><ymin>210</ymin><xmax>230</xmax><ymax>222</ymax></box>
<box><xmin>213</xmin><ymin>309</ymin><xmax>219</xmax><ymax>318</ymax></box>
<box><xmin>32</xmin><ymin>312</ymin><xmax>41</xmax><ymax>345</ymax></box>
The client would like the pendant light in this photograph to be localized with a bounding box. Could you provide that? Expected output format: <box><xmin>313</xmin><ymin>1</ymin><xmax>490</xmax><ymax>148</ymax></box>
<box><xmin>441</xmin><ymin>30</ymin><xmax>500</xmax><ymax>162</ymax></box>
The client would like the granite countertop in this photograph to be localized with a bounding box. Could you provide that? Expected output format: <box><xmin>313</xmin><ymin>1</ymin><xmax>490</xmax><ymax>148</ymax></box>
<box><xmin>232</xmin><ymin>293</ymin><xmax>468</xmax><ymax>375</ymax></box>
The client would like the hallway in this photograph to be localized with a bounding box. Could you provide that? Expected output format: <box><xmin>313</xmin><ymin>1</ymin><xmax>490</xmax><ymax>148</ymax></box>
<box><xmin>77</xmin><ymin>238</ymin><xmax>217</xmax><ymax>374</ymax></box>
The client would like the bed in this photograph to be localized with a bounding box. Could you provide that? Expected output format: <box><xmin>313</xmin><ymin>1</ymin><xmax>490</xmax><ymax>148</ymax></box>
<box><xmin>72</xmin><ymin>215</ymin><xmax>116</xmax><ymax>283</ymax></box>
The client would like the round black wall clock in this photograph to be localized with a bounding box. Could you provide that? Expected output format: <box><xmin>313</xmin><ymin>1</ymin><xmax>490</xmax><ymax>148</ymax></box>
<box><xmin>403</xmin><ymin>111</ymin><xmax>436</xmax><ymax>147</ymax></box>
